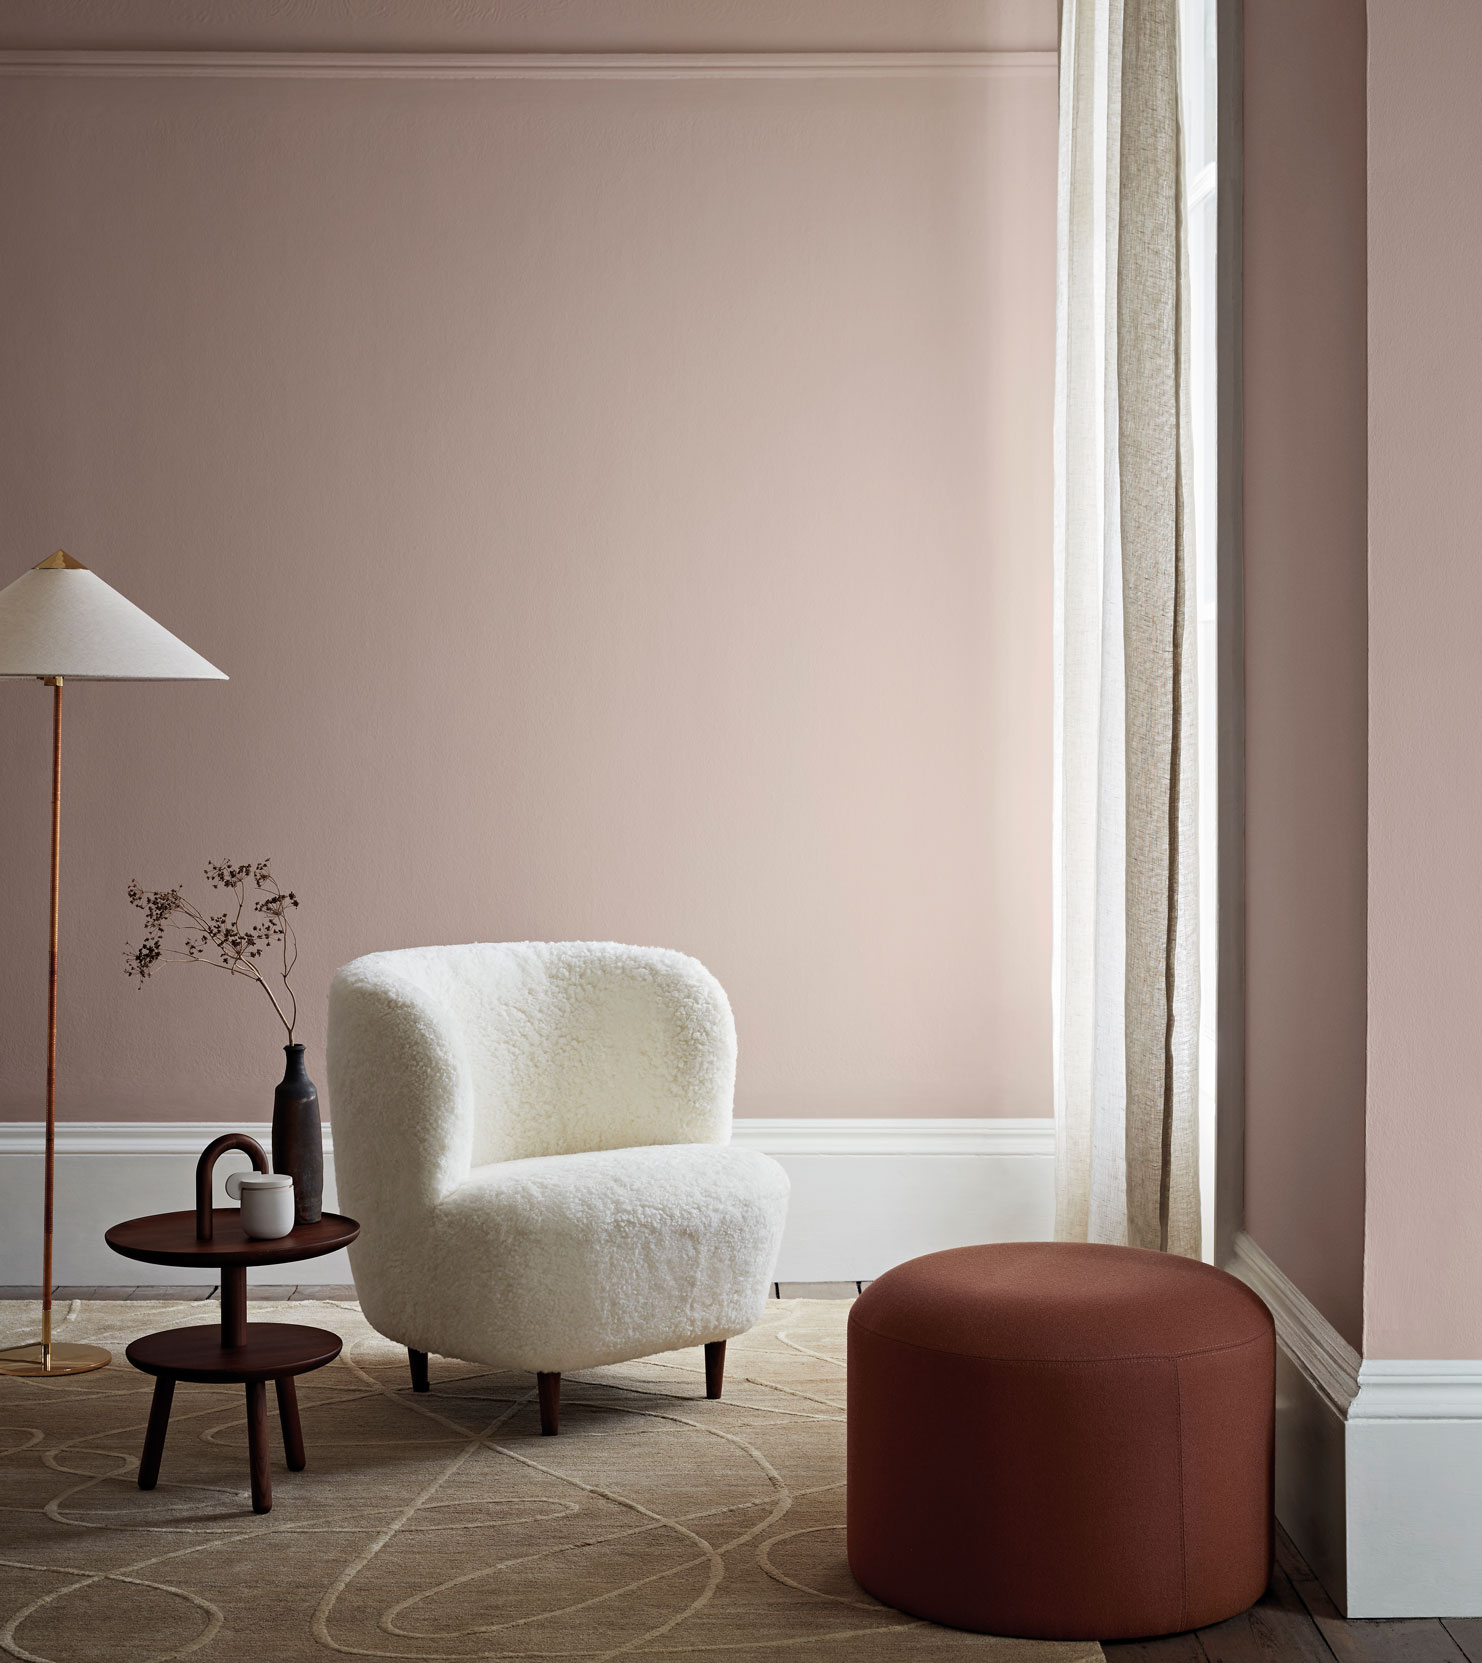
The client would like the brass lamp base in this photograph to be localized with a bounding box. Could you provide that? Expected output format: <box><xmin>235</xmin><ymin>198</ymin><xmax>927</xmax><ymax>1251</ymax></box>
<box><xmin>0</xmin><ymin>1341</ymin><xmax>111</xmax><ymax>1377</ymax></box>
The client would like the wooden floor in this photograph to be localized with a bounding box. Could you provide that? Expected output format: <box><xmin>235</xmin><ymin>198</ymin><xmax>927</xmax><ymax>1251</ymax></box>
<box><xmin>1105</xmin><ymin>1527</ymin><xmax>1481</xmax><ymax>1663</ymax></box>
<box><xmin>7</xmin><ymin>1283</ymin><xmax>1476</xmax><ymax>1656</ymax></box>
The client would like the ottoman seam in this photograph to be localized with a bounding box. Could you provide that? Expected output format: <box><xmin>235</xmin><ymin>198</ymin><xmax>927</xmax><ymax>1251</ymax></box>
<box><xmin>848</xmin><ymin>1323</ymin><xmax>1272</xmax><ymax>1366</ymax></box>
<box><xmin>1174</xmin><ymin>1355</ymin><xmax>1189</xmax><ymax>1632</ymax></box>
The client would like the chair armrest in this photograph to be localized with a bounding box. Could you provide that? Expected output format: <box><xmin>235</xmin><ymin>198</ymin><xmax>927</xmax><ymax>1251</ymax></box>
<box><xmin>326</xmin><ymin>958</ymin><xmax>474</xmax><ymax>1225</ymax></box>
<box><xmin>587</xmin><ymin>946</ymin><xmax>737</xmax><ymax>1149</ymax></box>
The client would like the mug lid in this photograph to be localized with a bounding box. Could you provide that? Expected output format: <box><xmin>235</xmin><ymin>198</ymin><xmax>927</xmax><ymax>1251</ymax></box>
<box><xmin>238</xmin><ymin>1172</ymin><xmax>293</xmax><ymax>1189</ymax></box>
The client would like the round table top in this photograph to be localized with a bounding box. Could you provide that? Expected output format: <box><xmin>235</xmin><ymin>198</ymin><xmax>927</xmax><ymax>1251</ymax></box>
<box><xmin>106</xmin><ymin>1209</ymin><xmax>359</xmax><ymax>1269</ymax></box>
<box><xmin>126</xmin><ymin>1322</ymin><xmax>343</xmax><ymax>1384</ymax></box>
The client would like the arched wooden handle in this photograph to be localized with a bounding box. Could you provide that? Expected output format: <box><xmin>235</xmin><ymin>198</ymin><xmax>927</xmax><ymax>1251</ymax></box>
<box><xmin>196</xmin><ymin>1133</ymin><xmax>270</xmax><ymax>1240</ymax></box>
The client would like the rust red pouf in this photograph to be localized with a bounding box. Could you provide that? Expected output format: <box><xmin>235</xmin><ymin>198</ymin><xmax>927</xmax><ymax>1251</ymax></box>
<box><xmin>846</xmin><ymin>1242</ymin><xmax>1275</xmax><ymax>1641</ymax></box>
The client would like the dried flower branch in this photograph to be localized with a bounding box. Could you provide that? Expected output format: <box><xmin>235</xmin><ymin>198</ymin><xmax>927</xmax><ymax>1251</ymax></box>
<box><xmin>126</xmin><ymin>860</ymin><xmax>301</xmax><ymax>1042</ymax></box>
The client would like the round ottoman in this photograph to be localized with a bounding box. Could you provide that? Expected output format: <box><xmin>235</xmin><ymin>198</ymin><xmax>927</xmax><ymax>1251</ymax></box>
<box><xmin>847</xmin><ymin>1243</ymin><xmax>1274</xmax><ymax>1640</ymax></box>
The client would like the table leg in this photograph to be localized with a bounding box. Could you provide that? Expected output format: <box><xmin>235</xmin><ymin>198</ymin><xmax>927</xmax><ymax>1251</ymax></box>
<box><xmin>138</xmin><ymin>1376</ymin><xmax>175</xmax><ymax>1490</ymax></box>
<box><xmin>276</xmin><ymin>1376</ymin><xmax>305</xmax><ymax>1471</ymax></box>
<box><xmin>221</xmin><ymin>1265</ymin><xmax>247</xmax><ymax>1349</ymax></box>
<box><xmin>246</xmin><ymin>1380</ymin><xmax>272</xmax><ymax>1513</ymax></box>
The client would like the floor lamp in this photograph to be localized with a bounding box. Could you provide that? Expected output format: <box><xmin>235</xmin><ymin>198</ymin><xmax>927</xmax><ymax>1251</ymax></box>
<box><xmin>0</xmin><ymin>551</ymin><xmax>225</xmax><ymax>1378</ymax></box>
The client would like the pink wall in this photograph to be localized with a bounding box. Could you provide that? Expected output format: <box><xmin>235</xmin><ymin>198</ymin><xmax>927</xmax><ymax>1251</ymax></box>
<box><xmin>0</xmin><ymin>3</ymin><xmax>1059</xmax><ymax>1125</ymax></box>
<box><xmin>1244</xmin><ymin>0</ymin><xmax>1482</xmax><ymax>1359</ymax></box>
<box><xmin>1365</xmin><ymin>0</ymin><xmax>1482</xmax><ymax>1359</ymax></box>
<box><xmin>0</xmin><ymin>0</ymin><xmax>1058</xmax><ymax>53</ymax></box>
<box><xmin>1241</xmin><ymin>0</ymin><xmax>1369</xmax><ymax>1350</ymax></box>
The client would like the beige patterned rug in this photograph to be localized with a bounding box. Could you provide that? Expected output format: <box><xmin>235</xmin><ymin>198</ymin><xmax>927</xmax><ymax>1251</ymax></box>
<box><xmin>0</xmin><ymin>1298</ymin><xmax>1100</xmax><ymax>1663</ymax></box>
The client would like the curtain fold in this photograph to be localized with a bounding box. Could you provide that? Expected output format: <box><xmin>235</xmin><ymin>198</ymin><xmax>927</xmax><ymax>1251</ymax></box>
<box><xmin>1053</xmin><ymin>0</ymin><xmax>1201</xmax><ymax>1257</ymax></box>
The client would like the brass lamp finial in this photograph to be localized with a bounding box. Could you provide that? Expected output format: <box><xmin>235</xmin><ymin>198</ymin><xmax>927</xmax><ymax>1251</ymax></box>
<box><xmin>35</xmin><ymin>550</ymin><xmax>88</xmax><ymax>570</ymax></box>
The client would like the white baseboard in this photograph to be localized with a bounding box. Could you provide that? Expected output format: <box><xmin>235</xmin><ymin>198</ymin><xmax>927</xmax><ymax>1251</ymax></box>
<box><xmin>1347</xmin><ymin>1361</ymin><xmax>1482</xmax><ymax>1618</ymax></box>
<box><xmin>1229</xmin><ymin>1230</ymin><xmax>1482</xmax><ymax>1618</ymax></box>
<box><xmin>1227</xmin><ymin>1231</ymin><xmax>1357</xmax><ymax>1608</ymax></box>
<box><xmin>0</xmin><ymin>1116</ymin><xmax>1054</xmax><ymax>1289</ymax></box>
<box><xmin>732</xmin><ymin>1117</ymin><xmax>1055</xmax><ymax>1280</ymax></box>
<box><xmin>0</xmin><ymin>1123</ymin><xmax>353</xmax><ymax>1286</ymax></box>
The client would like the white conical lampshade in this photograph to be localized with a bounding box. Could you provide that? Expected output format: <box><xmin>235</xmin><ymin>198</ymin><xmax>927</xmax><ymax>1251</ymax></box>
<box><xmin>0</xmin><ymin>552</ymin><xmax>226</xmax><ymax>681</ymax></box>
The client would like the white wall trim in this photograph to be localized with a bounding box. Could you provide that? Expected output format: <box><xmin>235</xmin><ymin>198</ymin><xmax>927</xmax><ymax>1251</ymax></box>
<box><xmin>0</xmin><ymin>49</ymin><xmax>1058</xmax><ymax>80</ymax></box>
<box><xmin>1227</xmin><ymin>1228</ymin><xmax>1360</xmax><ymax>1415</ymax></box>
<box><xmin>0</xmin><ymin>1116</ymin><xmax>1055</xmax><ymax>1288</ymax></box>
<box><xmin>0</xmin><ymin>1122</ymin><xmax>328</xmax><ymax>1158</ymax></box>
<box><xmin>0</xmin><ymin>1115</ymin><xmax>1048</xmax><ymax>1159</ymax></box>
<box><xmin>1226</xmin><ymin>1229</ymin><xmax>1355</xmax><ymax>1608</ymax></box>
<box><xmin>1350</xmin><ymin>1358</ymin><xmax>1482</xmax><ymax>1423</ymax></box>
<box><xmin>1228</xmin><ymin>1230</ymin><xmax>1482</xmax><ymax>1618</ymax></box>
<box><xmin>731</xmin><ymin>1116</ymin><xmax>1054</xmax><ymax>1157</ymax></box>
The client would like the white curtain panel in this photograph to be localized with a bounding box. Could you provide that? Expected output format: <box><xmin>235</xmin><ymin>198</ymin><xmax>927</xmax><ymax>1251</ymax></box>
<box><xmin>1052</xmin><ymin>0</ymin><xmax>1201</xmax><ymax>1256</ymax></box>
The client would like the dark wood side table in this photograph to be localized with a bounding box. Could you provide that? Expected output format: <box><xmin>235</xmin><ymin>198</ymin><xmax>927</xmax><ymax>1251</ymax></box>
<box><xmin>105</xmin><ymin>1134</ymin><xmax>359</xmax><ymax>1514</ymax></box>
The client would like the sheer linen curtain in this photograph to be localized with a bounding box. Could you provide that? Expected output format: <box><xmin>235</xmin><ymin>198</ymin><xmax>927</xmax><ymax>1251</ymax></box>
<box><xmin>1052</xmin><ymin>0</ymin><xmax>1201</xmax><ymax>1257</ymax></box>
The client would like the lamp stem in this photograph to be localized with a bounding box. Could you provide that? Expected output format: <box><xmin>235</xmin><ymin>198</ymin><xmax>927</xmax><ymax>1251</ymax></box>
<box><xmin>0</xmin><ymin>673</ymin><xmax>106</xmax><ymax>1378</ymax></box>
<box><xmin>42</xmin><ymin>677</ymin><xmax>61</xmax><ymax>1369</ymax></box>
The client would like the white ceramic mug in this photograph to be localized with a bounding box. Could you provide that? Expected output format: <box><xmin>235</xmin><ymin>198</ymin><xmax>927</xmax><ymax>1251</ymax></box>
<box><xmin>224</xmin><ymin>1171</ymin><xmax>296</xmax><ymax>1240</ymax></box>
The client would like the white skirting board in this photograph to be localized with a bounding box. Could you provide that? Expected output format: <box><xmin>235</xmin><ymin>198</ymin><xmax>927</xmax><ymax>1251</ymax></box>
<box><xmin>735</xmin><ymin>1118</ymin><xmax>1056</xmax><ymax>1280</ymax></box>
<box><xmin>0</xmin><ymin>1124</ymin><xmax>355</xmax><ymax>1285</ymax></box>
<box><xmin>0</xmin><ymin>1117</ymin><xmax>1055</xmax><ymax>1288</ymax></box>
<box><xmin>1228</xmin><ymin>1231</ymin><xmax>1482</xmax><ymax>1619</ymax></box>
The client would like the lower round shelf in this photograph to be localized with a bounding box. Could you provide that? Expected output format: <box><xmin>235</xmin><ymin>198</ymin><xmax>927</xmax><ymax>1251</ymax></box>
<box><xmin>126</xmin><ymin>1323</ymin><xmax>342</xmax><ymax>1384</ymax></box>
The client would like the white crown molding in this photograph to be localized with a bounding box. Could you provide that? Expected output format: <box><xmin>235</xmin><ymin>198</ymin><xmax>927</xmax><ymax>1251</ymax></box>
<box><xmin>1226</xmin><ymin>1229</ymin><xmax>1361</xmax><ymax>1416</ymax></box>
<box><xmin>730</xmin><ymin>1116</ymin><xmax>1054</xmax><ymax>1156</ymax></box>
<box><xmin>0</xmin><ymin>49</ymin><xmax>1057</xmax><ymax>81</ymax></box>
<box><xmin>1351</xmin><ymin>1358</ymin><xmax>1482</xmax><ymax>1423</ymax></box>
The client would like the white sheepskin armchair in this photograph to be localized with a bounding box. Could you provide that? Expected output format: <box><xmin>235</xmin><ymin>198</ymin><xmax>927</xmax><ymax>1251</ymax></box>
<box><xmin>326</xmin><ymin>941</ymin><xmax>789</xmax><ymax>1431</ymax></box>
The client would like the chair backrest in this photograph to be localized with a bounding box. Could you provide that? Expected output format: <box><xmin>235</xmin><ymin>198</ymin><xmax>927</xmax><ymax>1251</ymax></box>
<box><xmin>330</xmin><ymin>941</ymin><xmax>736</xmax><ymax>1184</ymax></box>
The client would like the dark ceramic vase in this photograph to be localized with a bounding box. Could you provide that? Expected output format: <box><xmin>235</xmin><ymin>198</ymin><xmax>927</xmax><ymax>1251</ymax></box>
<box><xmin>272</xmin><ymin>1043</ymin><xmax>323</xmax><ymax>1226</ymax></box>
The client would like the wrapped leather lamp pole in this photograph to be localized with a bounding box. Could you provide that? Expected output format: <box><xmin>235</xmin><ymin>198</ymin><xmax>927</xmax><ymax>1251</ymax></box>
<box><xmin>0</xmin><ymin>551</ymin><xmax>225</xmax><ymax>1379</ymax></box>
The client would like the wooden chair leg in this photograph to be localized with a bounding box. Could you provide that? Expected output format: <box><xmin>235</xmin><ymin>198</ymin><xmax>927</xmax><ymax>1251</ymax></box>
<box><xmin>138</xmin><ymin>1375</ymin><xmax>175</xmax><ymax>1490</ymax></box>
<box><xmin>705</xmin><ymin>1340</ymin><xmax>726</xmax><ymax>1400</ymax></box>
<box><xmin>245</xmin><ymin>1380</ymin><xmax>272</xmax><ymax>1514</ymax></box>
<box><xmin>537</xmin><ymin>1371</ymin><xmax>560</xmax><ymax>1435</ymax></box>
<box><xmin>276</xmin><ymin>1375</ymin><xmax>306</xmax><ymax>1471</ymax></box>
<box><xmin>408</xmin><ymin>1348</ymin><xmax>430</xmax><ymax>1393</ymax></box>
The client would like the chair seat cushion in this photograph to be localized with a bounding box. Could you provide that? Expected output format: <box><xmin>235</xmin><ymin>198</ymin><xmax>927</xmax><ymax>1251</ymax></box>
<box><xmin>362</xmin><ymin>1143</ymin><xmax>789</xmax><ymax>1374</ymax></box>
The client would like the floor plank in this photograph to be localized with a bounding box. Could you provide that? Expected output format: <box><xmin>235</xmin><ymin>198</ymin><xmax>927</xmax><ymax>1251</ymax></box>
<box><xmin>1315</xmin><ymin>1616</ymin><xmax>1468</xmax><ymax>1663</ymax></box>
<box><xmin>291</xmin><ymin>1285</ymin><xmax>357</xmax><ymax>1301</ymax></box>
<box><xmin>1104</xmin><ymin>1632</ymin><xmax>1207</xmax><ymax>1662</ymax></box>
<box><xmin>0</xmin><ymin>1287</ymin><xmax>42</xmax><ymax>1300</ymax></box>
<box><xmin>1277</xmin><ymin>1526</ymin><xmax>1344</xmax><ymax>1619</ymax></box>
<box><xmin>128</xmin><ymin>1286</ymin><xmax>214</xmax><ymax>1301</ymax></box>
<box><xmin>1280</xmin><ymin>1524</ymin><xmax>1468</xmax><ymax>1663</ymax></box>
<box><xmin>777</xmin><ymin>1282</ymin><xmax>858</xmax><ymax>1300</ymax></box>
<box><xmin>245</xmin><ymin>1285</ymin><xmax>297</xmax><ymax>1301</ymax></box>
<box><xmin>1197</xmin><ymin>1558</ymin><xmax>1338</xmax><ymax>1663</ymax></box>
<box><xmin>1442</xmin><ymin>1624</ymin><xmax>1482</xmax><ymax>1663</ymax></box>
